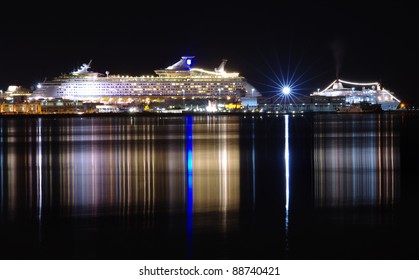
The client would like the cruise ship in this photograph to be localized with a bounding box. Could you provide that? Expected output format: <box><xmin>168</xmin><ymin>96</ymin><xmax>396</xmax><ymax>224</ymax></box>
<box><xmin>32</xmin><ymin>56</ymin><xmax>261</xmax><ymax>107</ymax></box>
<box><xmin>310</xmin><ymin>79</ymin><xmax>401</xmax><ymax>111</ymax></box>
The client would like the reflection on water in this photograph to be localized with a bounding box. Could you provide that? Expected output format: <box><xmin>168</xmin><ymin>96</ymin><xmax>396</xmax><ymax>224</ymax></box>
<box><xmin>284</xmin><ymin>115</ymin><xmax>290</xmax><ymax>255</ymax></box>
<box><xmin>312</xmin><ymin>114</ymin><xmax>400</xmax><ymax>207</ymax></box>
<box><xmin>0</xmin><ymin>116</ymin><xmax>240</xmax><ymax>221</ymax></box>
<box><xmin>0</xmin><ymin>113</ymin><xmax>411</xmax><ymax>259</ymax></box>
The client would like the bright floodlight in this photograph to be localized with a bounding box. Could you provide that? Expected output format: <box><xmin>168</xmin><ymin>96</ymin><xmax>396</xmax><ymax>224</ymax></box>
<box><xmin>282</xmin><ymin>86</ymin><xmax>291</xmax><ymax>95</ymax></box>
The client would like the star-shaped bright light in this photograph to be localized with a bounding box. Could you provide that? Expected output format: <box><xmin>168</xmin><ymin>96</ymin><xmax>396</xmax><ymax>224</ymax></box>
<box><xmin>282</xmin><ymin>86</ymin><xmax>291</xmax><ymax>95</ymax></box>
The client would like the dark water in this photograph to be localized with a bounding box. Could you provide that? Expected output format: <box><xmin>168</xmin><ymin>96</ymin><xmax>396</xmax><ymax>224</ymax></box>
<box><xmin>1</xmin><ymin>113</ymin><xmax>418</xmax><ymax>260</ymax></box>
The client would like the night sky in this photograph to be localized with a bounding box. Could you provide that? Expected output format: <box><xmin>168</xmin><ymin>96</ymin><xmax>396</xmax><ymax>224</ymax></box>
<box><xmin>1</xmin><ymin>1</ymin><xmax>418</xmax><ymax>103</ymax></box>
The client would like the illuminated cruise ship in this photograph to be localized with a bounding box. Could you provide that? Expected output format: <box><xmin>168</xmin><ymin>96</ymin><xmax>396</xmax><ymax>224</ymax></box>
<box><xmin>310</xmin><ymin>79</ymin><xmax>401</xmax><ymax>111</ymax></box>
<box><xmin>32</xmin><ymin>56</ymin><xmax>261</xmax><ymax>107</ymax></box>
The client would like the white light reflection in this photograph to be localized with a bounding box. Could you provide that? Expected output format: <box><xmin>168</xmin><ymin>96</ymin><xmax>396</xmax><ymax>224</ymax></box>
<box><xmin>252</xmin><ymin>120</ymin><xmax>256</xmax><ymax>209</ymax></box>
<box><xmin>284</xmin><ymin>114</ymin><xmax>290</xmax><ymax>255</ymax></box>
<box><xmin>285</xmin><ymin>115</ymin><xmax>289</xmax><ymax>210</ymax></box>
<box><xmin>37</xmin><ymin>118</ymin><xmax>43</xmax><ymax>222</ymax></box>
<box><xmin>313</xmin><ymin>115</ymin><xmax>399</xmax><ymax>207</ymax></box>
<box><xmin>219</xmin><ymin>122</ymin><xmax>228</xmax><ymax>234</ymax></box>
<box><xmin>37</xmin><ymin>118</ymin><xmax>43</xmax><ymax>244</ymax></box>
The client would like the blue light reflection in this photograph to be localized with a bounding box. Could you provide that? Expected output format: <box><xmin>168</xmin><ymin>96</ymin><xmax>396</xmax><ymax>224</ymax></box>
<box><xmin>186</xmin><ymin>116</ymin><xmax>194</xmax><ymax>258</ymax></box>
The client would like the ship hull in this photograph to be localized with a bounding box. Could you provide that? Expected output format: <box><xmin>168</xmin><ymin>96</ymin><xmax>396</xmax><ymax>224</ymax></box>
<box><xmin>336</xmin><ymin>102</ymin><xmax>382</xmax><ymax>113</ymax></box>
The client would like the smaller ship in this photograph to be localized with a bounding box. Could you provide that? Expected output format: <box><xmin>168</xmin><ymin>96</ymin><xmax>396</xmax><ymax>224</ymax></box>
<box><xmin>311</xmin><ymin>79</ymin><xmax>400</xmax><ymax>111</ymax></box>
<box><xmin>335</xmin><ymin>101</ymin><xmax>382</xmax><ymax>113</ymax></box>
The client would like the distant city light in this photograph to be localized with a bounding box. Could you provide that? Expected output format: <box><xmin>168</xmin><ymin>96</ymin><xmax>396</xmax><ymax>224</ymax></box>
<box><xmin>282</xmin><ymin>86</ymin><xmax>291</xmax><ymax>95</ymax></box>
<box><xmin>186</xmin><ymin>59</ymin><xmax>192</xmax><ymax>65</ymax></box>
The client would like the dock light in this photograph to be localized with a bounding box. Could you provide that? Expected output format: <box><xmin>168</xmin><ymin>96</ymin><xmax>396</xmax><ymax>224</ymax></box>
<box><xmin>282</xmin><ymin>86</ymin><xmax>291</xmax><ymax>95</ymax></box>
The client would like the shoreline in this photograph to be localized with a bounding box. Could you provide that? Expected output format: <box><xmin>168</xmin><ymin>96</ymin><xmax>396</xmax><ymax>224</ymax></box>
<box><xmin>0</xmin><ymin>110</ymin><xmax>413</xmax><ymax>119</ymax></box>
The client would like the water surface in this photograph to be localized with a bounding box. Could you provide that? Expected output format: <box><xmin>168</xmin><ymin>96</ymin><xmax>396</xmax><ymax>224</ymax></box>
<box><xmin>1</xmin><ymin>113</ymin><xmax>418</xmax><ymax>259</ymax></box>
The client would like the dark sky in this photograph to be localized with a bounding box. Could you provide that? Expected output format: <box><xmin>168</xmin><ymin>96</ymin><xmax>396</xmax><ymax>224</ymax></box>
<box><xmin>1</xmin><ymin>1</ymin><xmax>418</xmax><ymax>103</ymax></box>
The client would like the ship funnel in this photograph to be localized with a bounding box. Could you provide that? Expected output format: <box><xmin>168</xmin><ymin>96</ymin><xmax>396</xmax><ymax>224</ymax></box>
<box><xmin>166</xmin><ymin>56</ymin><xmax>195</xmax><ymax>70</ymax></box>
<box><xmin>332</xmin><ymin>81</ymin><xmax>344</xmax><ymax>89</ymax></box>
<box><xmin>215</xmin><ymin>59</ymin><xmax>228</xmax><ymax>73</ymax></box>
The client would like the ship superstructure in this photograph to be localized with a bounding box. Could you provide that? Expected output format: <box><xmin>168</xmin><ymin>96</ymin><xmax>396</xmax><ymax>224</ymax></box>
<box><xmin>32</xmin><ymin>56</ymin><xmax>261</xmax><ymax>106</ymax></box>
<box><xmin>310</xmin><ymin>79</ymin><xmax>400</xmax><ymax>111</ymax></box>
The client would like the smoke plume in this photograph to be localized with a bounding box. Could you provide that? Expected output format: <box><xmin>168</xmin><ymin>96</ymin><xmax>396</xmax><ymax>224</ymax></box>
<box><xmin>330</xmin><ymin>38</ymin><xmax>345</xmax><ymax>79</ymax></box>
